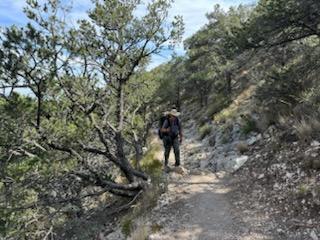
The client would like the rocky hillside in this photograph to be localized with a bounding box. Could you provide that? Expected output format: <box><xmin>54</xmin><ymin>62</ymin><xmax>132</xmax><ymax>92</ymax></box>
<box><xmin>102</xmin><ymin>89</ymin><xmax>320</xmax><ymax>239</ymax></box>
<box><xmin>191</xmin><ymin>86</ymin><xmax>320</xmax><ymax>239</ymax></box>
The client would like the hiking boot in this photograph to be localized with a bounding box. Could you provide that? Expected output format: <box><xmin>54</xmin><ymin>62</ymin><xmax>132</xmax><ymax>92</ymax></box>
<box><xmin>164</xmin><ymin>165</ymin><xmax>170</xmax><ymax>173</ymax></box>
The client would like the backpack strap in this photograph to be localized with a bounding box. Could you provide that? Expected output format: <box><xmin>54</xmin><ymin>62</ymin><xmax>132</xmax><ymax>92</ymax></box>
<box><xmin>176</xmin><ymin>117</ymin><xmax>181</xmax><ymax>131</ymax></box>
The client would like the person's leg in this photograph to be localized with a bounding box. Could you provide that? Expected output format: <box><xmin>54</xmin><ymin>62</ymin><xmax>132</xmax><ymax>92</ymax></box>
<box><xmin>173</xmin><ymin>137</ymin><xmax>180</xmax><ymax>166</ymax></box>
<box><xmin>164</xmin><ymin>137</ymin><xmax>172</xmax><ymax>167</ymax></box>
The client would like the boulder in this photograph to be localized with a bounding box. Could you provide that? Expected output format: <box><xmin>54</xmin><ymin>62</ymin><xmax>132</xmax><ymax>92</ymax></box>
<box><xmin>310</xmin><ymin>230</ymin><xmax>319</xmax><ymax>240</ymax></box>
<box><xmin>247</xmin><ymin>136</ymin><xmax>258</xmax><ymax>145</ymax></box>
<box><xmin>311</xmin><ymin>141</ymin><xmax>320</xmax><ymax>147</ymax></box>
<box><xmin>173</xmin><ymin>166</ymin><xmax>188</xmax><ymax>175</ymax></box>
<box><xmin>231</xmin><ymin>155</ymin><xmax>249</xmax><ymax>172</ymax></box>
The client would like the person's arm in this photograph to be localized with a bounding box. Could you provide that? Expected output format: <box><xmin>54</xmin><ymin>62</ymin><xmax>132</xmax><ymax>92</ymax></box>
<box><xmin>179</xmin><ymin>120</ymin><xmax>183</xmax><ymax>143</ymax></box>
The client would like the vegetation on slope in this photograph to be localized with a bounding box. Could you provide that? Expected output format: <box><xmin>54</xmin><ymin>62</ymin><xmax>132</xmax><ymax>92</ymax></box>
<box><xmin>1</xmin><ymin>0</ymin><xmax>320</xmax><ymax>238</ymax></box>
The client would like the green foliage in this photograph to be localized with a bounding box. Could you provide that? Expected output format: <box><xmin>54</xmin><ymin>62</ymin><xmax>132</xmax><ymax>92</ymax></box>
<box><xmin>0</xmin><ymin>0</ymin><xmax>183</xmax><ymax>238</ymax></box>
<box><xmin>140</xmin><ymin>145</ymin><xmax>162</xmax><ymax>178</ymax></box>
<box><xmin>121</xmin><ymin>217</ymin><xmax>133</xmax><ymax>237</ymax></box>
<box><xmin>2</xmin><ymin>0</ymin><xmax>320</xmax><ymax>237</ymax></box>
<box><xmin>206</xmin><ymin>94</ymin><xmax>231</xmax><ymax>118</ymax></box>
<box><xmin>296</xmin><ymin>184</ymin><xmax>311</xmax><ymax>197</ymax></box>
<box><xmin>221</xmin><ymin>135</ymin><xmax>230</xmax><ymax>144</ymax></box>
<box><xmin>198</xmin><ymin>124</ymin><xmax>212</xmax><ymax>140</ymax></box>
<box><xmin>238</xmin><ymin>0</ymin><xmax>320</xmax><ymax>48</ymax></box>
<box><xmin>181</xmin><ymin>4</ymin><xmax>253</xmax><ymax>106</ymax></box>
<box><xmin>241</xmin><ymin>117</ymin><xmax>257</xmax><ymax>135</ymax></box>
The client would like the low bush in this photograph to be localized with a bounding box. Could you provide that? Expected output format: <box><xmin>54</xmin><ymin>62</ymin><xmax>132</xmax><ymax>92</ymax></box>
<box><xmin>130</xmin><ymin>223</ymin><xmax>149</xmax><ymax>240</ymax></box>
<box><xmin>199</xmin><ymin>124</ymin><xmax>212</xmax><ymax>140</ymax></box>
<box><xmin>206</xmin><ymin>94</ymin><xmax>231</xmax><ymax>119</ymax></box>
<box><xmin>140</xmin><ymin>145</ymin><xmax>162</xmax><ymax>178</ymax></box>
<box><xmin>241</xmin><ymin>116</ymin><xmax>258</xmax><ymax>135</ymax></box>
<box><xmin>293</xmin><ymin>117</ymin><xmax>320</xmax><ymax>142</ymax></box>
<box><xmin>236</xmin><ymin>142</ymin><xmax>249</xmax><ymax>154</ymax></box>
<box><xmin>121</xmin><ymin>217</ymin><xmax>134</xmax><ymax>237</ymax></box>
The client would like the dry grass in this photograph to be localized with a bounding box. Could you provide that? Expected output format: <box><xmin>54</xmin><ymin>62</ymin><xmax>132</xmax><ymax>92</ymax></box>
<box><xmin>236</xmin><ymin>142</ymin><xmax>249</xmax><ymax>154</ymax></box>
<box><xmin>129</xmin><ymin>223</ymin><xmax>149</xmax><ymax>240</ymax></box>
<box><xmin>310</xmin><ymin>117</ymin><xmax>320</xmax><ymax>131</ymax></box>
<box><xmin>121</xmin><ymin>138</ymin><xmax>166</xmax><ymax>238</ymax></box>
<box><xmin>293</xmin><ymin>118</ymin><xmax>317</xmax><ymax>142</ymax></box>
<box><xmin>293</xmin><ymin>119</ymin><xmax>312</xmax><ymax>142</ymax></box>
<box><xmin>278</xmin><ymin>115</ymin><xmax>291</xmax><ymax>129</ymax></box>
<box><xmin>150</xmin><ymin>223</ymin><xmax>163</xmax><ymax>233</ymax></box>
<box><xmin>198</xmin><ymin>123</ymin><xmax>212</xmax><ymax>140</ymax></box>
<box><xmin>214</xmin><ymin>85</ymin><xmax>257</xmax><ymax>123</ymax></box>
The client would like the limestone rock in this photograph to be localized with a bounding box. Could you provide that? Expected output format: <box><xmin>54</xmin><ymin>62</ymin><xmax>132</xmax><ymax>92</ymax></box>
<box><xmin>310</xmin><ymin>230</ymin><xmax>319</xmax><ymax>240</ymax></box>
<box><xmin>311</xmin><ymin>141</ymin><xmax>320</xmax><ymax>147</ymax></box>
<box><xmin>230</xmin><ymin>155</ymin><xmax>249</xmax><ymax>172</ymax></box>
<box><xmin>173</xmin><ymin>166</ymin><xmax>188</xmax><ymax>175</ymax></box>
<box><xmin>247</xmin><ymin>136</ymin><xmax>258</xmax><ymax>145</ymax></box>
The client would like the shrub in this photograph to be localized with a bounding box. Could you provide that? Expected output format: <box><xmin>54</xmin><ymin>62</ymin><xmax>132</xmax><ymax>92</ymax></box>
<box><xmin>293</xmin><ymin>118</ymin><xmax>313</xmax><ymax>142</ymax></box>
<box><xmin>221</xmin><ymin>135</ymin><xmax>230</xmax><ymax>144</ymax></box>
<box><xmin>296</xmin><ymin>184</ymin><xmax>311</xmax><ymax>198</ymax></box>
<box><xmin>292</xmin><ymin>117</ymin><xmax>320</xmax><ymax>142</ymax></box>
<box><xmin>130</xmin><ymin>224</ymin><xmax>149</xmax><ymax>240</ymax></box>
<box><xmin>240</xmin><ymin>115</ymin><xmax>257</xmax><ymax>135</ymax></box>
<box><xmin>141</xmin><ymin>159</ymin><xmax>163</xmax><ymax>178</ymax></box>
<box><xmin>236</xmin><ymin>142</ymin><xmax>249</xmax><ymax>154</ymax></box>
<box><xmin>140</xmin><ymin>145</ymin><xmax>162</xmax><ymax>178</ymax></box>
<box><xmin>151</xmin><ymin>223</ymin><xmax>163</xmax><ymax>233</ymax></box>
<box><xmin>121</xmin><ymin>217</ymin><xmax>133</xmax><ymax>237</ymax></box>
<box><xmin>206</xmin><ymin>94</ymin><xmax>231</xmax><ymax>118</ymax></box>
<box><xmin>198</xmin><ymin>124</ymin><xmax>212</xmax><ymax>140</ymax></box>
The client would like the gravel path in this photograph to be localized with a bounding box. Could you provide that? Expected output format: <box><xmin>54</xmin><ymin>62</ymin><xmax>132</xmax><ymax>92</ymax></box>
<box><xmin>147</xmin><ymin>124</ymin><xmax>272</xmax><ymax>240</ymax></box>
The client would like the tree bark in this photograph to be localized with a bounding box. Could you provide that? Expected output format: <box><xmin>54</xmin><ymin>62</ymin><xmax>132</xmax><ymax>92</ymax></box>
<box><xmin>117</xmin><ymin>81</ymin><xmax>125</xmax><ymax>131</ymax></box>
<box><xmin>36</xmin><ymin>87</ymin><xmax>42</xmax><ymax>130</ymax></box>
<box><xmin>134</xmin><ymin>139</ymin><xmax>143</xmax><ymax>170</ymax></box>
<box><xmin>114</xmin><ymin>81</ymin><xmax>148</xmax><ymax>182</ymax></box>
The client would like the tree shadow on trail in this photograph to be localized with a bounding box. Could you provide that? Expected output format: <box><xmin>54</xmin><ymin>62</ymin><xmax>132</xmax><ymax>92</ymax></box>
<box><xmin>53</xmin><ymin>198</ymin><xmax>128</xmax><ymax>240</ymax></box>
<box><xmin>151</xmin><ymin>173</ymin><xmax>286</xmax><ymax>240</ymax></box>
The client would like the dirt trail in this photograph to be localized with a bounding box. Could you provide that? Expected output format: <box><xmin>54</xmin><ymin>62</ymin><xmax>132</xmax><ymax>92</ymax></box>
<box><xmin>147</xmin><ymin>124</ymin><xmax>271</xmax><ymax>240</ymax></box>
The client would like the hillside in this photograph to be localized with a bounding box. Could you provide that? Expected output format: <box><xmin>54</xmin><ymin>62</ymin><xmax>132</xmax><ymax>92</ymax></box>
<box><xmin>1</xmin><ymin>0</ymin><xmax>320</xmax><ymax>239</ymax></box>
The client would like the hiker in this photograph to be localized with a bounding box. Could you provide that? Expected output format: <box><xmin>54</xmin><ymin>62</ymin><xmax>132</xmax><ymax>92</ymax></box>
<box><xmin>161</xmin><ymin>109</ymin><xmax>183</xmax><ymax>168</ymax></box>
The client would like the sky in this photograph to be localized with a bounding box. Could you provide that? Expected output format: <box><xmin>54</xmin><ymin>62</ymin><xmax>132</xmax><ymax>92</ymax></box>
<box><xmin>0</xmin><ymin>0</ymin><xmax>256</xmax><ymax>69</ymax></box>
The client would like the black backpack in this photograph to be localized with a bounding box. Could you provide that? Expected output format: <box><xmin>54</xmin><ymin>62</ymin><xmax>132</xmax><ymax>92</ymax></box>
<box><xmin>168</xmin><ymin>117</ymin><xmax>181</xmax><ymax>138</ymax></box>
<box><xmin>161</xmin><ymin>117</ymin><xmax>181</xmax><ymax>139</ymax></box>
<box><xmin>158</xmin><ymin>115</ymin><xmax>168</xmax><ymax>139</ymax></box>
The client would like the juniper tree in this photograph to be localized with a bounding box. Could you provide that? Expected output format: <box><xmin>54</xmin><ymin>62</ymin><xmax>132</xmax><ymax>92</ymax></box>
<box><xmin>0</xmin><ymin>0</ymin><xmax>183</xmax><ymax>237</ymax></box>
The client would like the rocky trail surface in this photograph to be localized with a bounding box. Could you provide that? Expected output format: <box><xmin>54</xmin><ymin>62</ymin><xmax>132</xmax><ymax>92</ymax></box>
<box><xmin>146</xmin><ymin>121</ymin><xmax>274</xmax><ymax>240</ymax></box>
<box><xmin>105</xmin><ymin>117</ymin><xmax>319</xmax><ymax>240</ymax></box>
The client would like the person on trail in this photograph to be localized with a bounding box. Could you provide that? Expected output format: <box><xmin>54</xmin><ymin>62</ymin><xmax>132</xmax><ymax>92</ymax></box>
<box><xmin>161</xmin><ymin>109</ymin><xmax>183</xmax><ymax>168</ymax></box>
